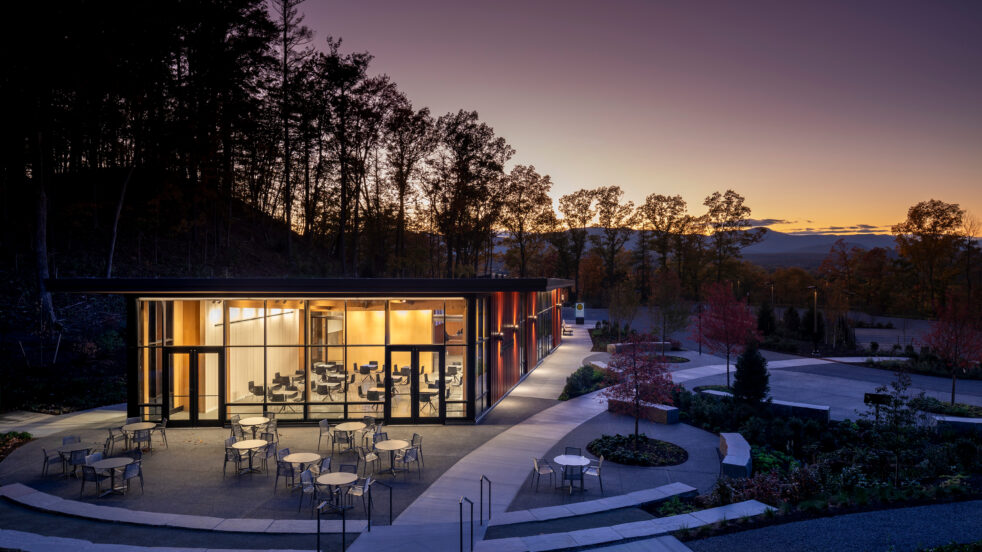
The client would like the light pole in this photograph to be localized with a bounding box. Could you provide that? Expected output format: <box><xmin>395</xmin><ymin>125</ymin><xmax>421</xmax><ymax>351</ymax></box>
<box><xmin>807</xmin><ymin>285</ymin><xmax>818</xmax><ymax>355</ymax></box>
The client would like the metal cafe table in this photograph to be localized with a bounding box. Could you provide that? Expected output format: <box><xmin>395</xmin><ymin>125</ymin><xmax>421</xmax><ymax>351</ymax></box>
<box><xmin>317</xmin><ymin>471</ymin><xmax>358</xmax><ymax>504</ymax></box>
<box><xmin>374</xmin><ymin>439</ymin><xmax>409</xmax><ymax>475</ymax></box>
<box><xmin>231</xmin><ymin>439</ymin><xmax>267</xmax><ymax>474</ymax></box>
<box><xmin>283</xmin><ymin>451</ymin><xmax>321</xmax><ymax>471</ymax></box>
<box><xmin>334</xmin><ymin>421</ymin><xmax>366</xmax><ymax>452</ymax></box>
<box><xmin>91</xmin><ymin>456</ymin><xmax>133</xmax><ymax>496</ymax></box>
<box><xmin>238</xmin><ymin>416</ymin><xmax>269</xmax><ymax>438</ymax></box>
<box><xmin>553</xmin><ymin>454</ymin><xmax>589</xmax><ymax>492</ymax></box>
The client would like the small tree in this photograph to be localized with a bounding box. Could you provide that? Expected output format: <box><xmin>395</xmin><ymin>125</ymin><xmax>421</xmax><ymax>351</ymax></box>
<box><xmin>608</xmin><ymin>281</ymin><xmax>639</xmax><ymax>341</ymax></box>
<box><xmin>650</xmin><ymin>268</ymin><xmax>690</xmax><ymax>356</ymax></box>
<box><xmin>923</xmin><ymin>292</ymin><xmax>982</xmax><ymax>404</ymax></box>
<box><xmin>757</xmin><ymin>302</ymin><xmax>777</xmax><ymax>337</ymax></box>
<box><xmin>692</xmin><ymin>282</ymin><xmax>760</xmax><ymax>387</ymax></box>
<box><xmin>602</xmin><ymin>332</ymin><xmax>674</xmax><ymax>445</ymax></box>
<box><xmin>733</xmin><ymin>341</ymin><xmax>769</xmax><ymax>403</ymax></box>
<box><xmin>782</xmin><ymin>306</ymin><xmax>800</xmax><ymax>335</ymax></box>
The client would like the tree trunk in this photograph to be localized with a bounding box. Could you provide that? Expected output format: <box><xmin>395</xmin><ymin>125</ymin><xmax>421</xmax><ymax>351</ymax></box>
<box><xmin>106</xmin><ymin>167</ymin><xmax>134</xmax><ymax>278</ymax></box>
<box><xmin>34</xmin><ymin>129</ymin><xmax>58</xmax><ymax>331</ymax></box>
<box><xmin>952</xmin><ymin>371</ymin><xmax>957</xmax><ymax>405</ymax></box>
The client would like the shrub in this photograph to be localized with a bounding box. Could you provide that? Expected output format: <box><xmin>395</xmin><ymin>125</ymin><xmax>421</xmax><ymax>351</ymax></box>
<box><xmin>586</xmin><ymin>433</ymin><xmax>688</xmax><ymax>466</ymax></box>
<box><xmin>558</xmin><ymin>365</ymin><xmax>607</xmax><ymax>400</ymax></box>
<box><xmin>910</xmin><ymin>395</ymin><xmax>982</xmax><ymax>418</ymax></box>
<box><xmin>733</xmin><ymin>342</ymin><xmax>770</xmax><ymax>403</ymax></box>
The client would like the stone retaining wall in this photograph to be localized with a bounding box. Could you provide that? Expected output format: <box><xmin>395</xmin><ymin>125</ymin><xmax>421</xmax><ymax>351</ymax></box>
<box><xmin>607</xmin><ymin>398</ymin><xmax>679</xmax><ymax>424</ymax></box>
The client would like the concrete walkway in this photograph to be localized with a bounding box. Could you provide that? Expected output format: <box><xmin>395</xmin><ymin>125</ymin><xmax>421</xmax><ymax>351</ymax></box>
<box><xmin>0</xmin><ymin>404</ymin><xmax>126</xmax><ymax>437</ymax></box>
<box><xmin>394</xmin><ymin>326</ymin><xmax>601</xmax><ymax>525</ymax></box>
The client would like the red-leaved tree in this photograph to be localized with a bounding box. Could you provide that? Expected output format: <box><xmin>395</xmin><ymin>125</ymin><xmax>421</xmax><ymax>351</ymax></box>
<box><xmin>924</xmin><ymin>292</ymin><xmax>982</xmax><ymax>404</ymax></box>
<box><xmin>602</xmin><ymin>332</ymin><xmax>674</xmax><ymax>444</ymax></box>
<box><xmin>692</xmin><ymin>282</ymin><xmax>760</xmax><ymax>388</ymax></box>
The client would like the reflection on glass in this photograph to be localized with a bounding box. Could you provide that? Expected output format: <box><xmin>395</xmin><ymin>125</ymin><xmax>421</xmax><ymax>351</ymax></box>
<box><xmin>198</xmin><ymin>352</ymin><xmax>220</xmax><ymax>420</ymax></box>
<box><xmin>168</xmin><ymin>352</ymin><xmax>191</xmax><ymax>421</ymax></box>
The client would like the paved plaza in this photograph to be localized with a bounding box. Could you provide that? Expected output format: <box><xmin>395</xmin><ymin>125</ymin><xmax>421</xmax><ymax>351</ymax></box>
<box><xmin>2</xmin><ymin>321</ymin><xmax>982</xmax><ymax>551</ymax></box>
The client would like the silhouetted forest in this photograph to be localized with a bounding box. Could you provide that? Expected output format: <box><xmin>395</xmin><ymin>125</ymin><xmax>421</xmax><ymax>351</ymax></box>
<box><xmin>1</xmin><ymin>1</ymin><xmax>979</xmax><ymax>412</ymax></box>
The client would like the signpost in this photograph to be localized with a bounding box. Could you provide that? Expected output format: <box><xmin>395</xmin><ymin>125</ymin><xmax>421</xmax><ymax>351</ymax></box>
<box><xmin>575</xmin><ymin>303</ymin><xmax>585</xmax><ymax>325</ymax></box>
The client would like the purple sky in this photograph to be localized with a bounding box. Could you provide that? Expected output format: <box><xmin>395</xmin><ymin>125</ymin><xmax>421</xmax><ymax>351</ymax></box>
<box><xmin>300</xmin><ymin>0</ymin><xmax>982</xmax><ymax>234</ymax></box>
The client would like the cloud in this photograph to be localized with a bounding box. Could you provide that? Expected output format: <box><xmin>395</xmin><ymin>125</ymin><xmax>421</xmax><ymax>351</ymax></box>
<box><xmin>785</xmin><ymin>223</ymin><xmax>892</xmax><ymax>235</ymax></box>
<box><xmin>747</xmin><ymin>218</ymin><xmax>792</xmax><ymax>227</ymax></box>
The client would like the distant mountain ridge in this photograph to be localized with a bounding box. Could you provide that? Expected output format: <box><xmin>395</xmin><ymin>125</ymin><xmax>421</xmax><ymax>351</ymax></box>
<box><xmin>743</xmin><ymin>230</ymin><xmax>896</xmax><ymax>255</ymax></box>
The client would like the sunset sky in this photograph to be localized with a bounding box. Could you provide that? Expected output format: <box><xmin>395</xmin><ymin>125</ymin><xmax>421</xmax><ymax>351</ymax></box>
<box><xmin>302</xmin><ymin>1</ymin><xmax>982</xmax><ymax>235</ymax></box>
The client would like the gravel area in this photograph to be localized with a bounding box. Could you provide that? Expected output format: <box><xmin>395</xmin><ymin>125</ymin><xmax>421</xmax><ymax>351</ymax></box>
<box><xmin>687</xmin><ymin>500</ymin><xmax>982</xmax><ymax>552</ymax></box>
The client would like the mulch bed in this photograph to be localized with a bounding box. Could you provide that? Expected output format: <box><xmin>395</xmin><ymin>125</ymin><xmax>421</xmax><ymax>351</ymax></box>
<box><xmin>0</xmin><ymin>432</ymin><xmax>33</xmax><ymax>463</ymax></box>
<box><xmin>587</xmin><ymin>434</ymin><xmax>689</xmax><ymax>467</ymax></box>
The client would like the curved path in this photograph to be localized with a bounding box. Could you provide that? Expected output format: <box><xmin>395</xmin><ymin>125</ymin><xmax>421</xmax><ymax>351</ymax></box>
<box><xmin>393</xmin><ymin>325</ymin><xmax>603</xmax><ymax>525</ymax></box>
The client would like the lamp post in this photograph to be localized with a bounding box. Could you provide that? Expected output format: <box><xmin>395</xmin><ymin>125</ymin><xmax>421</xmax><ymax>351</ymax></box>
<box><xmin>807</xmin><ymin>285</ymin><xmax>818</xmax><ymax>355</ymax></box>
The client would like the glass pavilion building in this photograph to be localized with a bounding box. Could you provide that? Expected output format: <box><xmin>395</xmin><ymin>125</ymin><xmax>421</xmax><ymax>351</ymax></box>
<box><xmin>49</xmin><ymin>278</ymin><xmax>571</xmax><ymax>425</ymax></box>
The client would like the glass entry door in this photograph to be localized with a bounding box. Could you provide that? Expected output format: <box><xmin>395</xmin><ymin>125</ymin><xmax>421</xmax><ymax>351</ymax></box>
<box><xmin>165</xmin><ymin>347</ymin><xmax>224</xmax><ymax>426</ymax></box>
<box><xmin>385</xmin><ymin>346</ymin><xmax>444</xmax><ymax>423</ymax></box>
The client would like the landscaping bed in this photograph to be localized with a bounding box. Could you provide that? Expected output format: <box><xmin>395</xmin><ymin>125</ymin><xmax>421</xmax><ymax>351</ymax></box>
<box><xmin>668</xmin><ymin>371</ymin><xmax>982</xmax><ymax>532</ymax></box>
<box><xmin>586</xmin><ymin>433</ymin><xmax>688</xmax><ymax>466</ymax></box>
<box><xmin>0</xmin><ymin>431</ymin><xmax>32</xmax><ymax>463</ymax></box>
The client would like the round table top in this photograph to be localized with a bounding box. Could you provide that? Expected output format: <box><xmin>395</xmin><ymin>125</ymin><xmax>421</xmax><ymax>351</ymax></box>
<box><xmin>553</xmin><ymin>454</ymin><xmax>590</xmax><ymax>467</ymax></box>
<box><xmin>57</xmin><ymin>444</ymin><xmax>92</xmax><ymax>453</ymax></box>
<box><xmin>335</xmin><ymin>422</ymin><xmax>366</xmax><ymax>432</ymax></box>
<box><xmin>122</xmin><ymin>422</ymin><xmax>156</xmax><ymax>432</ymax></box>
<box><xmin>317</xmin><ymin>472</ymin><xmax>358</xmax><ymax>486</ymax></box>
<box><xmin>239</xmin><ymin>416</ymin><xmax>269</xmax><ymax>426</ymax></box>
<box><xmin>374</xmin><ymin>439</ymin><xmax>409</xmax><ymax>452</ymax></box>
<box><xmin>283</xmin><ymin>452</ymin><xmax>321</xmax><ymax>464</ymax></box>
<box><xmin>91</xmin><ymin>457</ymin><xmax>133</xmax><ymax>470</ymax></box>
<box><xmin>231</xmin><ymin>439</ymin><xmax>268</xmax><ymax>450</ymax></box>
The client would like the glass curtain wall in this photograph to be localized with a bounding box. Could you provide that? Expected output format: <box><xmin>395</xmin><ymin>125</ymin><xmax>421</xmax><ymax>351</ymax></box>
<box><xmin>138</xmin><ymin>296</ymin><xmax>470</xmax><ymax>422</ymax></box>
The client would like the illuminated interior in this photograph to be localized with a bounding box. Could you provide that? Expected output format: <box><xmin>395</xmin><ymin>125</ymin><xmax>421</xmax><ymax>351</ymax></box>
<box><xmin>137</xmin><ymin>296</ymin><xmax>483</xmax><ymax>423</ymax></box>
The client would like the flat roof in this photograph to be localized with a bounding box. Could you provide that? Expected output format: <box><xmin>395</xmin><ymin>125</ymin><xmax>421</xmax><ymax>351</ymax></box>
<box><xmin>46</xmin><ymin>277</ymin><xmax>574</xmax><ymax>296</ymax></box>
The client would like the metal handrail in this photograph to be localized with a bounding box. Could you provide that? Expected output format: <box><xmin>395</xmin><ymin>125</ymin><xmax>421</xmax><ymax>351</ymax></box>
<box><xmin>459</xmin><ymin>496</ymin><xmax>474</xmax><ymax>552</ymax></box>
<box><xmin>479</xmin><ymin>475</ymin><xmax>491</xmax><ymax>525</ymax></box>
<box><xmin>368</xmin><ymin>479</ymin><xmax>394</xmax><ymax>530</ymax></box>
<box><xmin>316</xmin><ymin>494</ymin><xmax>350</xmax><ymax>552</ymax></box>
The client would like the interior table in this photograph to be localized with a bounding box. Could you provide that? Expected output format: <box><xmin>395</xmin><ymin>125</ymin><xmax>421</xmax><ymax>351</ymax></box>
<box><xmin>231</xmin><ymin>439</ymin><xmax>267</xmax><ymax>474</ymax></box>
<box><xmin>90</xmin><ymin>457</ymin><xmax>133</xmax><ymax>496</ymax></box>
<box><xmin>317</xmin><ymin>471</ymin><xmax>359</xmax><ymax>504</ymax></box>
<box><xmin>374</xmin><ymin>439</ymin><xmax>409</xmax><ymax>475</ymax></box>
<box><xmin>553</xmin><ymin>454</ymin><xmax>590</xmax><ymax>492</ymax></box>
<box><xmin>238</xmin><ymin>416</ymin><xmax>270</xmax><ymax>438</ymax></box>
